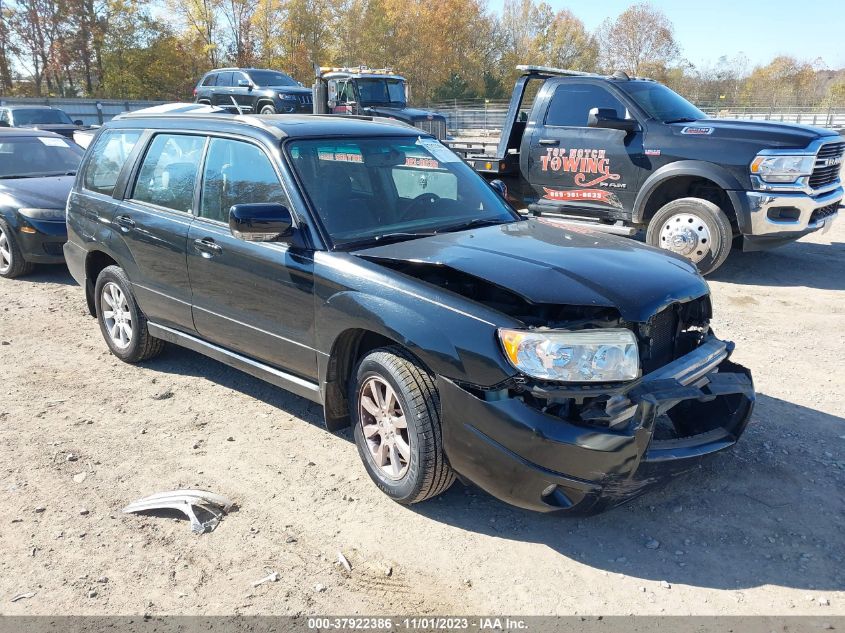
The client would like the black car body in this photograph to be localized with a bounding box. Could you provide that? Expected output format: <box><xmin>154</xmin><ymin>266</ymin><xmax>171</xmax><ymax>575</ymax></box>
<box><xmin>193</xmin><ymin>68</ymin><xmax>313</xmax><ymax>114</ymax></box>
<box><xmin>313</xmin><ymin>66</ymin><xmax>448</xmax><ymax>139</ymax></box>
<box><xmin>64</xmin><ymin>112</ymin><xmax>754</xmax><ymax>514</ymax></box>
<box><xmin>448</xmin><ymin>65</ymin><xmax>844</xmax><ymax>274</ymax></box>
<box><xmin>0</xmin><ymin>105</ymin><xmax>88</xmax><ymax>139</ymax></box>
<box><xmin>0</xmin><ymin>129</ymin><xmax>83</xmax><ymax>278</ymax></box>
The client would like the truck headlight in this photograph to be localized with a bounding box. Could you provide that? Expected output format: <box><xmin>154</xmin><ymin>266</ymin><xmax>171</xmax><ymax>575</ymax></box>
<box><xmin>498</xmin><ymin>328</ymin><xmax>640</xmax><ymax>382</ymax></box>
<box><xmin>278</xmin><ymin>93</ymin><xmax>298</xmax><ymax>100</ymax></box>
<box><xmin>18</xmin><ymin>207</ymin><xmax>65</xmax><ymax>221</ymax></box>
<box><xmin>750</xmin><ymin>155</ymin><xmax>814</xmax><ymax>183</ymax></box>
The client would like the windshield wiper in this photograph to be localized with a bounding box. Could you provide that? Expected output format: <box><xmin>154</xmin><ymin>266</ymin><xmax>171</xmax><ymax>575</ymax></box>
<box><xmin>664</xmin><ymin>117</ymin><xmax>699</xmax><ymax>124</ymax></box>
<box><xmin>342</xmin><ymin>231</ymin><xmax>439</xmax><ymax>249</ymax></box>
<box><xmin>438</xmin><ymin>218</ymin><xmax>505</xmax><ymax>233</ymax></box>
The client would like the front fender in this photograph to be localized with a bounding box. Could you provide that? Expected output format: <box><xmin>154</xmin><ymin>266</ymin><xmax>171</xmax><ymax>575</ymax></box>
<box><xmin>633</xmin><ymin>160</ymin><xmax>751</xmax><ymax>232</ymax></box>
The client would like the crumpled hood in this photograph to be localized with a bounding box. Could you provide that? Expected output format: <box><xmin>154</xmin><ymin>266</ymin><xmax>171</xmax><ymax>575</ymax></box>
<box><xmin>355</xmin><ymin>219</ymin><xmax>709</xmax><ymax>322</ymax></box>
<box><xmin>672</xmin><ymin>119</ymin><xmax>836</xmax><ymax>150</ymax></box>
<box><xmin>0</xmin><ymin>175</ymin><xmax>75</xmax><ymax>210</ymax></box>
<box><xmin>364</xmin><ymin>106</ymin><xmax>445</xmax><ymax>123</ymax></box>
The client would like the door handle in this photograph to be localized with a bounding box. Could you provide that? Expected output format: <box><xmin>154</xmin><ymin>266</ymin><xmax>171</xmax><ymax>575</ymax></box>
<box><xmin>115</xmin><ymin>215</ymin><xmax>135</xmax><ymax>231</ymax></box>
<box><xmin>194</xmin><ymin>237</ymin><xmax>222</xmax><ymax>257</ymax></box>
<box><xmin>538</xmin><ymin>138</ymin><xmax>560</xmax><ymax>146</ymax></box>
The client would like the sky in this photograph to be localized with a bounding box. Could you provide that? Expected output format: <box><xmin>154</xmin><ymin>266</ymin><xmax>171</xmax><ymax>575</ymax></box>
<box><xmin>486</xmin><ymin>0</ymin><xmax>845</xmax><ymax>70</ymax></box>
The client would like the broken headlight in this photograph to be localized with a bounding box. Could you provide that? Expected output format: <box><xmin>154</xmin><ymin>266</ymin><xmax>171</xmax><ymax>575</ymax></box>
<box><xmin>498</xmin><ymin>328</ymin><xmax>640</xmax><ymax>382</ymax></box>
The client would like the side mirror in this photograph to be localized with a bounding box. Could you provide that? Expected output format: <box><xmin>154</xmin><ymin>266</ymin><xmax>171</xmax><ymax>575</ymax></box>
<box><xmin>237</xmin><ymin>79</ymin><xmax>253</xmax><ymax>89</ymax></box>
<box><xmin>73</xmin><ymin>119</ymin><xmax>83</xmax><ymax>126</ymax></box>
<box><xmin>229</xmin><ymin>203</ymin><xmax>293</xmax><ymax>242</ymax></box>
<box><xmin>489</xmin><ymin>179</ymin><xmax>508</xmax><ymax>199</ymax></box>
<box><xmin>588</xmin><ymin>108</ymin><xmax>640</xmax><ymax>133</ymax></box>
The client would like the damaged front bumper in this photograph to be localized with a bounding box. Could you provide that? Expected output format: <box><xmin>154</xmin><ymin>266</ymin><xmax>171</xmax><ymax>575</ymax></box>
<box><xmin>440</xmin><ymin>336</ymin><xmax>754</xmax><ymax>514</ymax></box>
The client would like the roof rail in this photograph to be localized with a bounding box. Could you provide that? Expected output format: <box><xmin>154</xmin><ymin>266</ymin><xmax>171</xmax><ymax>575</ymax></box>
<box><xmin>516</xmin><ymin>64</ymin><xmax>602</xmax><ymax>78</ymax></box>
<box><xmin>113</xmin><ymin>111</ymin><xmax>287</xmax><ymax>139</ymax></box>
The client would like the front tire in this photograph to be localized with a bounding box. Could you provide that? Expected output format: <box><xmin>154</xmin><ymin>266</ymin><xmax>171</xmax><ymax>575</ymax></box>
<box><xmin>94</xmin><ymin>265</ymin><xmax>164</xmax><ymax>363</ymax></box>
<box><xmin>0</xmin><ymin>219</ymin><xmax>35</xmax><ymax>279</ymax></box>
<box><xmin>350</xmin><ymin>346</ymin><xmax>455</xmax><ymax>505</ymax></box>
<box><xmin>646</xmin><ymin>197</ymin><xmax>733</xmax><ymax>275</ymax></box>
<box><xmin>259</xmin><ymin>104</ymin><xmax>276</xmax><ymax>115</ymax></box>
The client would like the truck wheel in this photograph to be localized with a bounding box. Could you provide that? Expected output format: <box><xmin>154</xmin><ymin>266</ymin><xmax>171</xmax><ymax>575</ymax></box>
<box><xmin>259</xmin><ymin>104</ymin><xmax>276</xmax><ymax>115</ymax></box>
<box><xmin>647</xmin><ymin>197</ymin><xmax>733</xmax><ymax>275</ymax></box>
<box><xmin>94</xmin><ymin>265</ymin><xmax>164</xmax><ymax>363</ymax></box>
<box><xmin>350</xmin><ymin>346</ymin><xmax>455</xmax><ymax>505</ymax></box>
<box><xmin>0</xmin><ymin>219</ymin><xmax>35</xmax><ymax>279</ymax></box>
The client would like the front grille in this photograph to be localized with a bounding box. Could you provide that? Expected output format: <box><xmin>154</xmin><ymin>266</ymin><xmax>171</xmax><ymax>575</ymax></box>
<box><xmin>639</xmin><ymin>307</ymin><xmax>679</xmax><ymax>373</ymax></box>
<box><xmin>42</xmin><ymin>242</ymin><xmax>65</xmax><ymax>256</ymax></box>
<box><xmin>297</xmin><ymin>94</ymin><xmax>313</xmax><ymax>106</ymax></box>
<box><xmin>810</xmin><ymin>202</ymin><xmax>839</xmax><ymax>224</ymax></box>
<box><xmin>414</xmin><ymin>119</ymin><xmax>447</xmax><ymax>140</ymax></box>
<box><xmin>809</xmin><ymin>141</ymin><xmax>844</xmax><ymax>190</ymax></box>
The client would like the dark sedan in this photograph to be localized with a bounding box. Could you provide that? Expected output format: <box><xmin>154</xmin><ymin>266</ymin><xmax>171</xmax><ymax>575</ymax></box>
<box><xmin>0</xmin><ymin>129</ymin><xmax>83</xmax><ymax>278</ymax></box>
<box><xmin>0</xmin><ymin>105</ymin><xmax>87</xmax><ymax>139</ymax></box>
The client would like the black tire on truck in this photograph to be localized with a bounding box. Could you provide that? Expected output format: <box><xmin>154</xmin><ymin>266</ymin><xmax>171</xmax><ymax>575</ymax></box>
<box><xmin>646</xmin><ymin>197</ymin><xmax>733</xmax><ymax>275</ymax></box>
<box><xmin>350</xmin><ymin>346</ymin><xmax>455</xmax><ymax>505</ymax></box>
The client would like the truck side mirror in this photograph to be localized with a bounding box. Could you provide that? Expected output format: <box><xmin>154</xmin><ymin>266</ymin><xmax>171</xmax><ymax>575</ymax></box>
<box><xmin>73</xmin><ymin>119</ymin><xmax>84</xmax><ymax>126</ymax></box>
<box><xmin>588</xmin><ymin>108</ymin><xmax>639</xmax><ymax>133</ymax></box>
<box><xmin>229</xmin><ymin>203</ymin><xmax>293</xmax><ymax>242</ymax></box>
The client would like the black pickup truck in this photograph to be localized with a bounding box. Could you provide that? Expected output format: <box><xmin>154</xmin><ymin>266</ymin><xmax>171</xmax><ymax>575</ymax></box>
<box><xmin>448</xmin><ymin>65</ymin><xmax>844</xmax><ymax>274</ymax></box>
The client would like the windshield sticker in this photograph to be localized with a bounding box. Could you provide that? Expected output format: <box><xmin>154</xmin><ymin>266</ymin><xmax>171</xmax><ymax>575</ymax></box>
<box><xmin>404</xmin><ymin>156</ymin><xmax>440</xmax><ymax>169</ymax></box>
<box><xmin>416</xmin><ymin>137</ymin><xmax>459</xmax><ymax>163</ymax></box>
<box><xmin>39</xmin><ymin>137</ymin><xmax>70</xmax><ymax>147</ymax></box>
<box><xmin>318</xmin><ymin>149</ymin><xmax>363</xmax><ymax>163</ymax></box>
<box><xmin>542</xmin><ymin>187</ymin><xmax>623</xmax><ymax>209</ymax></box>
<box><xmin>681</xmin><ymin>126</ymin><xmax>714</xmax><ymax>135</ymax></box>
<box><xmin>539</xmin><ymin>147</ymin><xmax>621</xmax><ymax>188</ymax></box>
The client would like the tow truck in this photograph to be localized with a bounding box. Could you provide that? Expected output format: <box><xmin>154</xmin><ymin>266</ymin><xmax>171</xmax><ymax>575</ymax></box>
<box><xmin>447</xmin><ymin>65</ymin><xmax>844</xmax><ymax>274</ymax></box>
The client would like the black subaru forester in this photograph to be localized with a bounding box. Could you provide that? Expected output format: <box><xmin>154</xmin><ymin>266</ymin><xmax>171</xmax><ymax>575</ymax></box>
<box><xmin>64</xmin><ymin>111</ymin><xmax>754</xmax><ymax>514</ymax></box>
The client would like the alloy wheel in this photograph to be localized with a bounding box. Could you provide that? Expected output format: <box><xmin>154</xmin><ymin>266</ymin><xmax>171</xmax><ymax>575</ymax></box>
<box><xmin>358</xmin><ymin>376</ymin><xmax>411</xmax><ymax>480</ymax></box>
<box><xmin>0</xmin><ymin>227</ymin><xmax>11</xmax><ymax>274</ymax></box>
<box><xmin>658</xmin><ymin>212</ymin><xmax>716</xmax><ymax>263</ymax></box>
<box><xmin>101</xmin><ymin>281</ymin><xmax>133</xmax><ymax>349</ymax></box>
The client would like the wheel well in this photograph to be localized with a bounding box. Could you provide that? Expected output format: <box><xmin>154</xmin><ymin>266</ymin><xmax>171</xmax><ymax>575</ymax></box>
<box><xmin>84</xmin><ymin>251</ymin><xmax>117</xmax><ymax>316</ymax></box>
<box><xmin>256</xmin><ymin>99</ymin><xmax>276</xmax><ymax>111</ymax></box>
<box><xmin>323</xmin><ymin>329</ymin><xmax>400</xmax><ymax>431</ymax></box>
<box><xmin>642</xmin><ymin>176</ymin><xmax>737</xmax><ymax>229</ymax></box>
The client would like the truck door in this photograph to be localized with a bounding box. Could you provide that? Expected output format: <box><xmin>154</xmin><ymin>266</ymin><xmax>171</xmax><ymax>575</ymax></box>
<box><xmin>527</xmin><ymin>80</ymin><xmax>645</xmax><ymax>219</ymax></box>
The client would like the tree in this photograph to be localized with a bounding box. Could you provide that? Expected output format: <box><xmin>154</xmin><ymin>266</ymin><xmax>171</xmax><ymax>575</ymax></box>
<box><xmin>743</xmin><ymin>56</ymin><xmax>819</xmax><ymax>107</ymax></box>
<box><xmin>597</xmin><ymin>2</ymin><xmax>679</xmax><ymax>76</ymax></box>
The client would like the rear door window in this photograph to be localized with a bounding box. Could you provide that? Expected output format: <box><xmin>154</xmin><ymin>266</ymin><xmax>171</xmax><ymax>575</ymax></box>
<box><xmin>545</xmin><ymin>83</ymin><xmax>627</xmax><ymax>127</ymax></box>
<box><xmin>82</xmin><ymin>129</ymin><xmax>142</xmax><ymax>196</ymax></box>
<box><xmin>131</xmin><ymin>134</ymin><xmax>206</xmax><ymax>213</ymax></box>
<box><xmin>215</xmin><ymin>72</ymin><xmax>233</xmax><ymax>88</ymax></box>
<box><xmin>202</xmin><ymin>74</ymin><xmax>217</xmax><ymax>87</ymax></box>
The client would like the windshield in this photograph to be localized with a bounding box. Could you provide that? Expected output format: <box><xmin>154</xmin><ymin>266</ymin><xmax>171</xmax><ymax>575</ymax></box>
<box><xmin>356</xmin><ymin>79</ymin><xmax>406</xmax><ymax>106</ymax></box>
<box><xmin>248</xmin><ymin>70</ymin><xmax>298</xmax><ymax>87</ymax></box>
<box><xmin>12</xmin><ymin>108</ymin><xmax>75</xmax><ymax>125</ymax></box>
<box><xmin>286</xmin><ymin>136</ymin><xmax>518</xmax><ymax>248</ymax></box>
<box><xmin>622</xmin><ymin>82</ymin><xmax>705</xmax><ymax>123</ymax></box>
<box><xmin>0</xmin><ymin>136</ymin><xmax>83</xmax><ymax>178</ymax></box>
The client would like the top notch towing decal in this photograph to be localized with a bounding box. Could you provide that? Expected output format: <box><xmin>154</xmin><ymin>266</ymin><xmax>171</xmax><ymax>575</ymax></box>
<box><xmin>539</xmin><ymin>147</ymin><xmax>622</xmax><ymax>188</ymax></box>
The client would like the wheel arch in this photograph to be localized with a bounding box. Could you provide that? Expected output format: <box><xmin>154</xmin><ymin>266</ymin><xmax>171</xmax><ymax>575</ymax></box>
<box><xmin>84</xmin><ymin>250</ymin><xmax>119</xmax><ymax>316</ymax></box>
<box><xmin>634</xmin><ymin>161</ymin><xmax>749</xmax><ymax>233</ymax></box>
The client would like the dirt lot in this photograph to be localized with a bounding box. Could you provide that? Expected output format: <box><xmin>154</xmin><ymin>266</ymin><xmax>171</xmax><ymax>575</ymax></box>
<box><xmin>1</xmin><ymin>219</ymin><xmax>843</xmax><ymax>616</ymax></box>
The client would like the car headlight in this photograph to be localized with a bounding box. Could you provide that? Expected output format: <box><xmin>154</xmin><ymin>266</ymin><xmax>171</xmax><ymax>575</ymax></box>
<box><xmin>750</xmin><ymin>154</ymin><xmax>814</xmax><ymax>183</ymax></box>
<box><xmin>18</xmin><ymin>207</ymin><xmax>65</xmax><ymax>221</ymax></box>
<box><xmin>498</xmin><ymin>328</ymin><xmax>640</xmax><ymax>382</ymax></box>
<box><xmin>278</xmin><ymin>93</ymin><xmax>298</xmax><ymax>100</ymax></box>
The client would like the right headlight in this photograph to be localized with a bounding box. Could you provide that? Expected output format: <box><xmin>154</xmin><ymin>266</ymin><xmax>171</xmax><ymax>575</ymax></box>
<box><xmin>498</xmin><ymin>328</ymin><xmax>640</xmax><ymax>382</ymax></box>
<box><xmin>750</xmin><ymin>154</ymin><xmax>814</xmax><ymax>183</ymax></box>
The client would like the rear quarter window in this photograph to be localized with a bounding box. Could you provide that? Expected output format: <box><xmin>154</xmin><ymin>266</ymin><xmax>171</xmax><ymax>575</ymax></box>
<box><xmin>82</xmin><ymin>129</ymin><xmax>142</xmax><ymax>196</ymax></box>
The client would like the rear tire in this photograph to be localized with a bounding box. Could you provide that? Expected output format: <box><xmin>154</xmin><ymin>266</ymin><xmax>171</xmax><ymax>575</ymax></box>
<box><xmin>0</xmin><ymin>219</ymin><xmax>35</xmax><ymax>279</ymax></box>
<box><xmin>646</xmin><ymin>197</ymin><xmax>733</xmax><ymax>275</ymax></box>
<box><xmin>350</xmin><ymin>346</ymin><xmax>455</xmax><ymax>505</ymax></box>
<box><xmin>94</xmin><ymin>265</ymin><xmax>164</xmax><ymax>363</ymax></box>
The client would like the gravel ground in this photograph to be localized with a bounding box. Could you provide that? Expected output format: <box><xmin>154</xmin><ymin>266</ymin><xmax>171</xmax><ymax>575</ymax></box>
<box><xmin>0</xmin><ymin>220</ymin><xmax>843</xmax><ymax>616</ymax></box>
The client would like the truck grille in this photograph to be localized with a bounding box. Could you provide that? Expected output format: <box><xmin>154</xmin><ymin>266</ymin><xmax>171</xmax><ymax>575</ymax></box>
<box><xmin>414</xmin><ymin>119</ymin><xmax>447</xmax><ymax>140</ymax></box>
<box><xmin>810</xmin><ymin>141</ymin><xmax>845</xmax><ymax>190</ymax></box>
<box><xmin>810</xmin><ymin>202</ymin><xmax>839</xmax><ymax>224</ymax></box>
<box><xmin>640</xmin><ymin>307</ymin><xmax>678</xmax><ymax>373</ymax></box>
